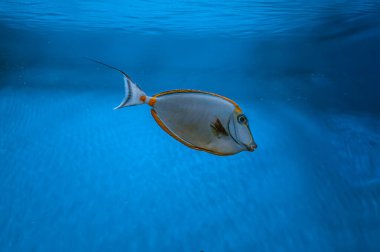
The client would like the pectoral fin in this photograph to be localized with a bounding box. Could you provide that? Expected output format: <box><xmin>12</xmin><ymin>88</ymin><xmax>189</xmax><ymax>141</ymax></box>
<box><xmin>210</xmin><ymin>118</ymin><xmax>229</xmax><ymax>138</ymax></box>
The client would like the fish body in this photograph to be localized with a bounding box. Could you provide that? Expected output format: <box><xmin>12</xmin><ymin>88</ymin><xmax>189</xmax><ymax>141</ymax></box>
<box><xmin>151</xmin><ymin>90</ymin><xmax>253</xmax><ymax>155</ymax></box>
<box><xmin>92</xmin><ymin>60</ymin><xmax>257</xmax><ymax>156</ymax></box>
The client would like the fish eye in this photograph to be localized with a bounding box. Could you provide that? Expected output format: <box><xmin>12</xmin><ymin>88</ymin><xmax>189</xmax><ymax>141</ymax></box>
<box><xmin>237</xmin><ymin>114</ymin><xmax>248</xmax><ymax>125</ymax></box>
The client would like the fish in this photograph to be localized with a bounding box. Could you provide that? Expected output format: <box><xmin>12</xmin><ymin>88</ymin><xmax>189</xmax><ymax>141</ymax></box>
<box><xmin>91</xmin><ymin>59</ymin><xmax>257</xmax><ymax>156</ymax></box>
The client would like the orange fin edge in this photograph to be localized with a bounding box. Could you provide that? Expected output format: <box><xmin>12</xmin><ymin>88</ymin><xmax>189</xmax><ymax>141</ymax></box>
<box><xmin>153</xmin><ymin>89</ymin><xmax>242</xmax><ymax>112</ymax></box>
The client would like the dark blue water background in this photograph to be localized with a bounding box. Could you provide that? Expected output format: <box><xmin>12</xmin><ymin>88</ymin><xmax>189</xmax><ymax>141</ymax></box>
<box><xmin>1</xmin><ymin>1</ymin><xmax>380</xmax><ymax>251</ymax></box>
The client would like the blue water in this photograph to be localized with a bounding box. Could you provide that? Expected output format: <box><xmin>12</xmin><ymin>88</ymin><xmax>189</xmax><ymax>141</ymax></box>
<box><xmin>1</xmin><ymin>1</ymin><xmax>380</xmax><ymax>251</ymax></box>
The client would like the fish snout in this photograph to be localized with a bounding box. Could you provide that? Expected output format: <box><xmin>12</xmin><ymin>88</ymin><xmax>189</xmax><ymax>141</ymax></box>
<box><xmin>247</xmin><ymin>143</ymin><xmax>257</xmax><ymax>152</ymax></box>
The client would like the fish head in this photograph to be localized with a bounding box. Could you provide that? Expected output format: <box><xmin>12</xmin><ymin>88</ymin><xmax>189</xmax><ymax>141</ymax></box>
<box><xmin>228</xmin><ymin>108</ymin><xmax>257</xmax><ymax>152</ymax></box>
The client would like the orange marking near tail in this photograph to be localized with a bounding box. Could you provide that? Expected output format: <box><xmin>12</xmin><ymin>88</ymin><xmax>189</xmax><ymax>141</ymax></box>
<box><xmin>140</xmin><ymin>95</ymin><xmax>146</xmax><ymax>102</ymax></box>
<box><xmin>148</xmin><ymin>97</ymin><xmax>156</xmax><ymax>106</ymax></box>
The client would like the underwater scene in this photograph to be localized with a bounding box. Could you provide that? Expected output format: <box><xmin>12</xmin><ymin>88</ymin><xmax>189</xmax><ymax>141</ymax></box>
<box><xmin>1</xmin><ymin>1</ymin><xmax>380</xmax><ymax>251</ymax></box>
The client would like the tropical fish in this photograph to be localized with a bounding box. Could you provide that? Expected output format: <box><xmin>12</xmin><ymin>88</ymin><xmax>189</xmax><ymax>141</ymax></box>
<box><xmin>91</xmin><ymin>59</ymin><xmax>257</xmax><ymax>156</ymax></box>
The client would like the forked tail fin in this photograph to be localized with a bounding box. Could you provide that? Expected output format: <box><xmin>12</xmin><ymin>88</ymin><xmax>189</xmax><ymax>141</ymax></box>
<box><xmin>88</xmin><ymin>58</ymin><xmax>147</xmax><ymax>109</ymax></box>
<box><xmin>114</xmin><ymin>75</ymin><xmax>147</xmax><ymax>109</ymax></box>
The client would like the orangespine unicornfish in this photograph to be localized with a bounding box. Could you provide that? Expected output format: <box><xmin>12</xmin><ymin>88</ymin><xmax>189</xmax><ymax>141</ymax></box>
<box><xmin>90</xmin><ymin>59</ymin><xmax>257</xmax><ymax>156</ymax></box>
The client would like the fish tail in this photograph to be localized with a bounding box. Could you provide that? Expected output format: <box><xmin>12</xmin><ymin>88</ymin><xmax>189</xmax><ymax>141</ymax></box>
<box><xmin>87</xmin><ymin>58</ymin><xmax>148</xmax><ymax>109</ymax></box>
<box><xmin>114</xmin><ymin>74</ymin><xmax>148</xmax><ymax>109</ymax></box>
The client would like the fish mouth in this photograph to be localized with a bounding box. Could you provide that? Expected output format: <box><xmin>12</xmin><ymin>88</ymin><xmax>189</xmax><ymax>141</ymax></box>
<box><xmin>246</xmin><ymin>143</ymin><xmax>257</xmax><ymax>152</ymax></box>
